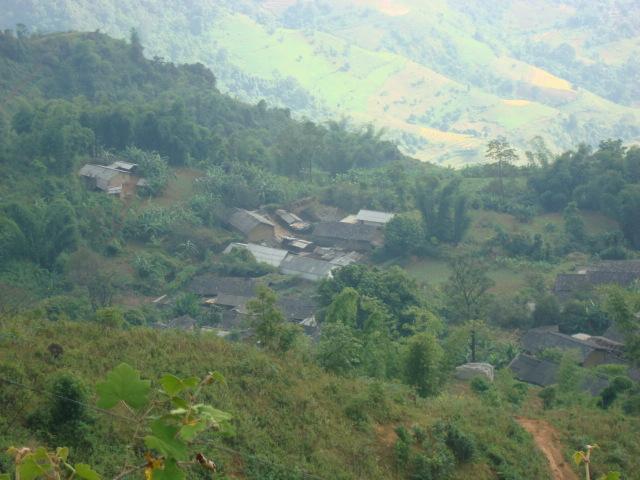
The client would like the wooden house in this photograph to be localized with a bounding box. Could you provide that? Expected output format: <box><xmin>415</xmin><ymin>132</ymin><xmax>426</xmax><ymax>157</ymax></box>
<box><xmin>228</xmin><ymin>208</ymin><xmax>276</xmax><ymax>242</ymax></box>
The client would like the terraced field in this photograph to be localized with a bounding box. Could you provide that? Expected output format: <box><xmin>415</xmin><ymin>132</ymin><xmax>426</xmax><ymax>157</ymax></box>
<box><xmin>3</xmin><ymin>0</ymin><xmax>639</xmax><ymax>165</ymax></box>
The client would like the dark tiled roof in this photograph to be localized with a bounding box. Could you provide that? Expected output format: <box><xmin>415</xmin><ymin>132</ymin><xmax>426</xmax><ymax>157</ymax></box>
<box><xmin>215</xmin><ymin>293</ymin><xmax>252</xmax><ymax>309</ymax></box>
<box><xmin>277</xmin><ymin>296</ymin><xmax>316</xmax><ymax>321</ymax></box>
<box><xmin>509</xmin><ymin>354</ymin><xmax>558</xmax><ymax>386</ymax></box>
<box><xmin>603</xmin><ymin>323</ymin><xmax>626</xmax><ymax>344</ymax></box>
<box><xmin>582</xmin><ymin>376</ymin><xmax>611</xmax><ymax>396</ymax></box>
<box><xmin>521</xmin><ymin>327</ymin><xmax>598</xmax><ymax>363</ymax></box>
<box><xmin>188</xmin><ymin>275</ymin><xmax>259</xmax><ymax>297</ymax></box>
<box><xmin>280</xmin><ymin>255</ymin><xmax>335</xmax><ymax>280</ymax></box>
<box><xmin>229</xmin><ymin>208</ymin><xmax>274</xmax><ymax>235</ymax></box>
<box><xmin>587</xmin><ymin>260</ymin><xmax>640</xmax><ymax>274</ymax></box>
<box><xmin>509</xmin><ymin>354</ymin><xmax>610</xmax><ymax>395</ymax></box>
<box><xmin>554</xmin><ymin>261</ymin><xmax>640</xmax><ymax>298</ymax></box>
<box><xmin>313</xmin><ymin>222</ymin><xmax>380</xmax><ymax>243</ymax></box>
<box><xmin>553</xmin><ymin>274</ymin><xmax>590</xmax><ymax>295</ymax></box>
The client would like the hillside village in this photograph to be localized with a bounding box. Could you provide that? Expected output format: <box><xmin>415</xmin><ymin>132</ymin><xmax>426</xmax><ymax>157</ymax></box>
<box><xmin>76</xmin><ymin>152</ymin><xmax>640</xmax><ymax>398</ymax></box>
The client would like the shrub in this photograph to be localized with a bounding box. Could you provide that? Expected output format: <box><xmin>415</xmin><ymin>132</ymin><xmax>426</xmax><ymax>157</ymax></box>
<box><xmin>410</xmin><ymin>446</ymin><xmax>455</xmax><ymax>480</ymax></box>
<box><xmin>95</xmin><ymin>307</ymin><xmax>124</xmax><ymax>328</ymax></box>
<box><xmin>344</xmin><ymin>396</ymin><xmax>370</xmax><ymax>426</ymax></box>
<box><xmin>538</xmin><ymin>386</ymin><xmax>556</xmax><ymax>409</ymax></box>
<box><xmin>394</xmin><ymin>437</ymin><xmax>411</xmax><ymax>468</ymax></box>
<box><xmin>470</xmin><ymin>376</ymin><xmax>490</xmax><ymax>393</ymax></box>
<box><xmin>173</xmin><ymin>292</ymin><xmax>200</xmax><ymax>317</ymax></box>
<box><xmin>39</xmin><ymin>295</ymin><xmax>92</xmax><ymax>322</ymax></box>
<box><xmin>442</xmin><ymin>423</ymin><xmax>476</xmax><ymax>463</ymax></box>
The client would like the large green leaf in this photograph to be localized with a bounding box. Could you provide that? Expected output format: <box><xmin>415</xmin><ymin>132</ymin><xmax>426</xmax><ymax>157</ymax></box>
<box><xmin>179</xmin><ymin>419</ymin><xmax>208</xmax><ymax>441</ymax></box>
<box><xmin>598</xmin><ymin>473</ymin><xmax>621</xmax><ymax>480</ymax></box>
<box><xmin>56</xmin><ymin>447</ymin><xmax>69</xmax><ymax>462</ymax></box>
<box><xmin>194</xmin><ymin>405</ymin><xmax>232</xmax><ymax>424</ymax></box>
<box><xmin>160</xmin><ymin>374</ymin><xmax>199</xmax><ymax>397</ymax></box>
<box><xmin>145</xmin><ymin>419</ymin><xmax>188</xmax><ymax>460</ymax></box>
<box><xmin>96</xmin><ymin>363</ymin><xmax>151</xmax><ymax>410</ymax></box>
<box><xmin>17</xmin><ymin>448</ymin><xmax>52</xmax><ymax>480</ymax></box>
<box><xmin>152</xmin><ymin>459</ymin><xmax>185</xmax><ymax>480</ymax></box>
<box><xmin>75</xmin><ymin>463</ymin><xmax>101</xmax><ymax>480</ymax></box>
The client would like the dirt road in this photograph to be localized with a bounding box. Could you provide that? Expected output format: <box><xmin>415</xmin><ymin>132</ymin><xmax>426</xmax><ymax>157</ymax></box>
<box><xmin>517</xmin><ymin>417</ymin><xmax>579</xmax><ymax>480</ymax></box>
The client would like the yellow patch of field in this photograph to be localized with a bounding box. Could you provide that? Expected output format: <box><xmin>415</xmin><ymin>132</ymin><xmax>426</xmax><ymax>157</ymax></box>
<box><xmin>494</xmin><ymin>56</ymin><xmax>573</xmax><ymax>92</ymax></box>
<box><xmin>420</xmin><ymin>126</ymin><xmax>475</xmax><ymax>145</ymax></box>
<box><xmin>529</xmin><ymin>67</ymin><xmax>573</xmax><ymax>91</ymax></box>
<box><xmin>502</xmin><ymin>99</ymin><xmax>532</xmax><ymax>107</ymax></box>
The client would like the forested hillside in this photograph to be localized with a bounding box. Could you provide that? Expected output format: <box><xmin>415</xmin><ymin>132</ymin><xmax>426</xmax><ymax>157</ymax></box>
<box><xmin>1</xmin><ymin>29</ymin><xmax>640</xmax><ymax>480</ymax></box>
<box><xmin>2</xmin><ymin>0</ymin><xmax>640</xmax><ymax>164</ymax></box>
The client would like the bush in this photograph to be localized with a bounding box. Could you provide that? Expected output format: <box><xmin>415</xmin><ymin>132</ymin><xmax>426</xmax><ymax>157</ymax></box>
<box><xmin>538</xmin><ymin>386</ymin><xmax>556</xmax><ymax>409</ymax></box>
<box><xmin>442</xmin><ymin>423</ymin><xmax>476</xmax><ymax>463</ymax></box>
<box><xmin>39</xmin><ymin>295</ymin><xmax>92</xmax><ymax>322</ymax></box>
<box><xmin>95</xmin><ymin>307</ymin><xmax>124</xmax><ymax>328</ymax></box>
<box><xmin>215</xmin><ymin>247</ymin><xmax>275</xmax><ymax>277</ymax></box>
<box><xmin>173</xmin><ymin>292</ymin><xmax>200</xmax><ymax>317</ymax></box>
<box><xmin>470</xmin><ymin>376</ymin><xmax>490</xmax><ymax>393</ymax></box>
<box><xmin>622</xmin><ymin>393</ymin><xmax>640</xmax><ymax>416</ymax></box>
<box><xmin>410</xmin><ymin>446</ymin><xmax>455</xmax><ymax>480</ymax></box>
<box><xmin>344</xmin><ymin>396</ymin><xmax>370</xmax><ymax>426</ymax></box>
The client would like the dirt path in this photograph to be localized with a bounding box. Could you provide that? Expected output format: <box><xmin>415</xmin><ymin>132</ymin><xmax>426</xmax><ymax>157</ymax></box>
<box><xmin>517</xmin><ymin>417</ymin><xmax>579</xmax><ymax>480</ymax></box>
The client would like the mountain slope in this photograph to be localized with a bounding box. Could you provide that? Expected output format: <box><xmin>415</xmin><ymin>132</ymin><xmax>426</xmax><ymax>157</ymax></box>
<box><xmin>0</xmin><ymin>316</ymin><xmax>554</xmax><ymax>479</ymax></box>
<box><xmin>3</xmin><ymin>0</ymin><xmax>640</xmax><ymax>165</ymax></box>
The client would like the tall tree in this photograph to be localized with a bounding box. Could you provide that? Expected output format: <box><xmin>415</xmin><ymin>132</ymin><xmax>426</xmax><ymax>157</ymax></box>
<box><xmin>317</xmin><ymin>322</ymin><xmax>362</xmax><ymax>375</ymax></box>
<box><xmin>444</xmin><ymin>256</ymin><xmax>494</xmax><ymax>324</ymax></box>
<box><xmin>485</xmin><ymin>137</ymin><xmax>518</xmax><ymax>205</ymax></box>
<box><xmin>384</xmin><ymin>213</ymin><xmax>425</xmax><ymax>256</ymax></box>
<box><xmin>563</xmin><ymin>201</ymin><xmax>586</xmax><ymax>244</ymax></box>
<box><xmin>247</xmin><ymin>285</ymin><xmax>295</xmax><ymax>352</ymax></box>
<box><xmin>403</xmin><ymin>333</ymin><xmax>443</xmax><ymax>397</ymax></box>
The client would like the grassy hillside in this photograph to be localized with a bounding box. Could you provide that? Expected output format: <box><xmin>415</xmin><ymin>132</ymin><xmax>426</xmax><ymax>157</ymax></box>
<box><xmin>0</xmin><ymin>316</ymin><xmax>553</xmax><ymax>479</ymax></box>
<box><xmin>3</xmin><ymin>0</ymin><xmax>639</xmax><ymax>165</ymax></box>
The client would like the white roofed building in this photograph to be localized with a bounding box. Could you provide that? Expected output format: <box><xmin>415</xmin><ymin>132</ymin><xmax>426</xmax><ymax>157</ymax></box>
<box><xmin>356</xmin><ymin>209</ymin><xmax>395</xmax><ymax>226</ymax></box>
<box><xmin>223</xmin><ymin>243</ymin><xmax>289</xmax><ymax>268</ymax></box>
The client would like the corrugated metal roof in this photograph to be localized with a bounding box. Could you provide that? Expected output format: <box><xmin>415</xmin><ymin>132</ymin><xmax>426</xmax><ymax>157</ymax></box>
<box><xmin>356</xmin><ymin>209</ymin><xmax>395</xmax><ymax>224</ymax></box>
<box><xmin>109</xmin><ymin>161</ymin><xmax>137</xmax><ymax>171</ymax></box>
<box><xmin>79</xmin><ymin>164</ymin><xmax>120</xmax><ymax>181</ymax></box>
<box><xmin>276</xmin><ymin>209</ymin><xmax>303</xmax><ymax>225</ymax></box>
<box><xmin>223</xmin><ymin>243</ymin><xmax>289</xmax><ymax>267</ymax></box>
<box><xmin>313</xmin><ymin>222</ymin><xmax>380</xmax><ymax>242</ymax></box>
<box><xmin>280</xmin><ymin>255</ymin><xmax>335</xmax><ymax>281</ymax></box>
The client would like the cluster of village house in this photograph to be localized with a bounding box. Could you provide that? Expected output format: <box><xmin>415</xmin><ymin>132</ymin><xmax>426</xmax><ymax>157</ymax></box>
<box><xmin>504</xmin><ymin>260</ymin><xmax>640</xmax><ymax>393</ymax></box>
<box><xmin>79</xmin><ymin>158</ymin><xmax>640</xmax><ymax>392</ymax></box>
<box><xmin>78</xmin><ymin>155</ymin><xmax>397</xmax><ymax>337</ymax></box>
<box><xmin>152</xmin><ymin>204</ymin><xmax>397</xmax><ymax>338</ymax></box>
